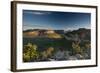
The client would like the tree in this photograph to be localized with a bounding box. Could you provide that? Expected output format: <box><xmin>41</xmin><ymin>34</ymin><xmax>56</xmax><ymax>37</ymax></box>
<box><xmin>23</xmin><ymin>43</ymin><xmax>39</xmax><ymax>62</ymax></box>
<box><xmin>72</xmin><ymin>42</ymin><xmax>83</xmax><ymax>54</ymax></box>
<box><xmin>41</xmin><ymin>47</ymin><xmax>54</xmax><ymax>60</ymax></box>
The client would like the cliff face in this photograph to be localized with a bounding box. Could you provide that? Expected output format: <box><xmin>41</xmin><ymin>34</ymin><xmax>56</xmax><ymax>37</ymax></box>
<box><xmin>23</xmin><ymin>29</ymin><xmax>64</xmax><ymax>38</ymax></box>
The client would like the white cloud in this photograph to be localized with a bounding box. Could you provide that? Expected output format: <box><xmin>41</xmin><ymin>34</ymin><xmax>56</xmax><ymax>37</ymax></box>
<box><xmin>23</xmin><ymin>24</ymin><xmax>53</xmax><ymax>30</ymax></box>
<box><xmin>23</xmin><ymin>11</ymin><xmax>51</xmax><ymax>15</ymax></box>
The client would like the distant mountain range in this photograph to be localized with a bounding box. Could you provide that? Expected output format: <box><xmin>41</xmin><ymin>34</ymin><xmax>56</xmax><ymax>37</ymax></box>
<box><xmin>23</xmin><ymin>28</ymin><xmax>90</xmax><ymax>39</ymax></box>
<box><xmin>65</xmin><ymin>28</ymin><xmax>91</xmax><ymax>41</ymax></box>
<box><xmin>23</xmin><ymin>29</ymin><xmax>64</xmax><ymax>34</ymax></box>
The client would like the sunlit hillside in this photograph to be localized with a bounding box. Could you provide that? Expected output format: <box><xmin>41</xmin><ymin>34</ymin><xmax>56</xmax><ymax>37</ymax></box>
<box><xmin>46</xmin><ymin>33</ymin><xmax>62</xmax><ymax>38</ymax></box>
<box><xmin>23</xmin><ymin>29</ymin><xmax>63</xmax><ymax>39</ymax></box>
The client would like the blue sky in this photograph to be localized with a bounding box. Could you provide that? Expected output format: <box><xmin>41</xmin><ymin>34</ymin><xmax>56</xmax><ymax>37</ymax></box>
<box><xmin>23</xmin><ymin>10</ymin><xmax>91</xmax><ymax>31</ymax></box>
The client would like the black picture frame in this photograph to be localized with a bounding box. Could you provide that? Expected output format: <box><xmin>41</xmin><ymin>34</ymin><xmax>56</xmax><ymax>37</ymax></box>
<box><xmin>11</xmin><ymin>1</ymin><xmax>98</xmax><ymax>72</ymax></box>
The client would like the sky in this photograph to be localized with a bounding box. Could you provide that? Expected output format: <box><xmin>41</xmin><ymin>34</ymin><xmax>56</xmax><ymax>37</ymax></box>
<box><xmin>23</xmin><ymin>10</ymin><xmax>91</xmax><ymax>31</ymax></box>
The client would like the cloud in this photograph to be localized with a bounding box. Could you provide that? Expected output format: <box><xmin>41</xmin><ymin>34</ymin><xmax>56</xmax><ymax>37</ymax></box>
<box><xmin>23</xmin><ymin>24</ymin><xmax>53</xmax><ymax>30</ymax></box>
<box><xmin>23</xmin><ymin>11</ymin><xmax>51</xmax><ymax>15</ymax></box>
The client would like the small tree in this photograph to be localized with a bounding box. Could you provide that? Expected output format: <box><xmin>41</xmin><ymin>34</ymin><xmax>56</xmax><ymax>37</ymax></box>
<box><xmin>72</xmin><ymin>42</ymin><xmax>83</xmax><ymax>54</ymax></box>
<box><xmin>41</xmin><ymin>47</ymin><xmax>54</xmax><ymax>60</ymax></box>
<box><xmin>23</xmin><ymin>43</ymin><xmax>39</xmax><ymax>62</ymax></box>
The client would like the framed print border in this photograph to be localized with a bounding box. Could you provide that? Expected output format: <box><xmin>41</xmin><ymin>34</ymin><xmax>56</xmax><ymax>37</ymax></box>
<box><xmin>11</xmin><ymin>1</ymin><xmax>98</xmax><ymax>72</ymax></box>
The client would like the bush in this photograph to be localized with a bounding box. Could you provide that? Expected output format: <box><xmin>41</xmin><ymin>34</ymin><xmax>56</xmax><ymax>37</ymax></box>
<box><xmin>23</xmin><ymin>43</ymin><xmax>39</xmax><ymax>62</ymax></box>
<box><xmin>72</xmin><ymin>42</ymin><xmax>83</xmax><ymax>54</ymax></box>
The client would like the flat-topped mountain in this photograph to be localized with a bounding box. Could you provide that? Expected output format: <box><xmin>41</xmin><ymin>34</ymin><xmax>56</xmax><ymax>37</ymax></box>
<box><xmin>23</xmin><ymin>29</ymin><xmax>64</xmax><ymax>39</ymax></box>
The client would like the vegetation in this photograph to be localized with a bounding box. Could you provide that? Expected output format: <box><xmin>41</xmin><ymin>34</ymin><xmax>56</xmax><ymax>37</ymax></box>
<box><xmin>72</xmin><ymin>42</ymin><xmax>83</xmax><ymax>54</ymax></box>
<box><xmin>23</xmin><ymin>43</ymin><xmax>39</xmax><ymax>62</ymax></box>
<box><xmin>47</xmin><ymin>33</ymin><xmax>63</xmax><ymax>39</ymax></box>
<box><xmin>23</xmin><ymin>28</ymin><xmax>91</xmax><ymax>62</ymax></box>
<box><xmin>23</xmin><ymin>40</ymin><xmax>91</xmax><ymax>62</ymax></box>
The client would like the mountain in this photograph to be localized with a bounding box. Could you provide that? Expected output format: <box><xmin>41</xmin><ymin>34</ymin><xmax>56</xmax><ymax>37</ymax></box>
<box><xmin>23</xmin><ymin>29</ymin><xmax>64</xmax><ymax>39</ymax></box>
<box><xmin>65</xmin><ymin>28</ymin><xmax>91</xmax><ymax>41</ymax></box>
